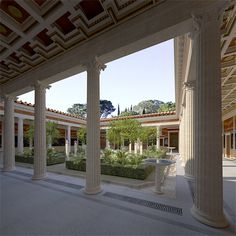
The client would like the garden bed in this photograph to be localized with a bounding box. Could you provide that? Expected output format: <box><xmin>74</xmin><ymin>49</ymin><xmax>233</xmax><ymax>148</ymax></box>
<box><xmin>66</xmin><ymin>160</ymin><xmax>154</xmax><ymax>180</ymax></box>
<box><xmin>15</xmin><ymin>155</ymin><xmax>65</xmax><ymax>166</ymax></box>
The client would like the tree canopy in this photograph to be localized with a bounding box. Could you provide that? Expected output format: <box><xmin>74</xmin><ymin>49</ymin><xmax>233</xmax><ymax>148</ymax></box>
<box><xmin>67</xmin><ymin>100</ymin><xmax>116</xmax><ymax>118</ymax></box>
<box><xmin>133</xmin><ymin>100</ymin><xmax>164</xmax><ymax>114</ymax></box>
<box><xmin>77</xmin><ymin>127</ymin><xmax>86</xmax><ymax>144</ymax></box>
<box><xmin>67</xmin><ymin>103</ymin><xmax>87</xmax><ymax>118</ymax></box>
<box><xmin>157</xmin><ymin>101</ymin><xmax>176</xmax><ymax>112</ymax></box>
<box><xmin>100</xmin><ymin>100</ymin><xmax>116</xmax><ymax>118</ymax></box>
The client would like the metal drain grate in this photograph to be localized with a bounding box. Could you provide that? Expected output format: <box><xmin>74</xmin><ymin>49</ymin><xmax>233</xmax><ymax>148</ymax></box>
<box><xmin>103</xmin><ymin>192</ymin><xmax>183</xmax><ymax>216</ymax></box>
<box><xmin>44</xmin><ymin>178</ymin><xmax>83</xmax><ymax>190</ymax></box>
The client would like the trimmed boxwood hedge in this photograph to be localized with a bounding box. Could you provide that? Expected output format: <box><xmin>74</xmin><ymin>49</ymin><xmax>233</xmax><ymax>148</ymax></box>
<box><xmin>66</xmin><ymin>160</ymin><xmax>154</xmax><ymax>180</ymax></box>
<box><xmin>15</xmin><ymin>155</ymin><xmax>65</xmax><ymax>166</ymax></box>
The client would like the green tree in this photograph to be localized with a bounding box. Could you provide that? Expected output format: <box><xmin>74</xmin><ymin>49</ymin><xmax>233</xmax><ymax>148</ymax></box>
<box><xmin>139</xmin><ymin>126</ymin><xmax>157</xmax><ymax>146</ymax></box>
<box><xmin>119</xmin><ymin>110</ymin><xmax>139</xmax><ymax>116</ymax></box>
<box><xmin>46</xmin><ymin>122</ymin><xmax>60</xmax><ymax>148</ymax></box>
<box><xmin>67</xmin><ymin>100</ymin><xmax>116</xmax><ymax>118</ymax></box>
<box><xmin>107</xmin><ymin>119</ymin><xmax>141</xmax><ymax>149</ymax></box>
<box><xmin>100</xmin><ymin>100</ymin><xmax>116</xmax><ymax>118</ymax></box>
<box><xmin>67</xmin><ymin>103</ymin><xmax>87</xmax><ymax>118</ymax></box>
<box><xmin>25</xmin><ymin>124</ymin><xmax>34</xmax><ymax>150</ymax></box>
<box><xmin>77</xmin><ymin>127</ymin><xmax>86</xmax><ymax>145</ymax></box>
<box><xmin>158</xmin><ymin>102</ymin><xmax>176</xmax><ymax>112</ymax></box>
<box><xmin>117</xmin><ymin>104</ymin><xmax>120</xmax><ymax>116</ymax></box>
<box><xmin>133</xmin><ymin>100</ymin><xmax>164</xmax><ymax>114</ymax></box>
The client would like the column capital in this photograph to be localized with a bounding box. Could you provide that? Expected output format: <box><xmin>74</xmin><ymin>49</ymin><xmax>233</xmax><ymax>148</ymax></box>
<box><xmin>1</xmin><ymin>94</ymin><xmax>16</xmax><ymax>101</ymax></box>
<box><xmin>34</xmin><ymin>80</ymin><xmax>51</xmax><ymax>90</ymax></box>
<box><xmin>184</xmin><ymin>81</ymin><xmax>195</xmax><ymax>91</ymax></box>
<box><xmin>84</xmin><ymin>56</ymin><xmax>107</xmax><ymax>73</ymax></box>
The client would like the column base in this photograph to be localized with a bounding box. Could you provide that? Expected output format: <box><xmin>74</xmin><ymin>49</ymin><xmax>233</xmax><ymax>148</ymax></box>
<box><xmin>191</xmin><ymin>205</ymin><xmax>229</xmax><ymax>228</ymax></box>
<box><xmin>84</xmin><ymin>185</ymin><xmax>102</xmax><ymax>195</ymax></box>
<box><xmin>2</xmin><ymin>166</ymin><xmax>16</xmax><ymax>172</ymax></box>
<box><xmin>32</xmin><ymin>173</ymin><xmax>47</xmax><ymax>180</ymax></box>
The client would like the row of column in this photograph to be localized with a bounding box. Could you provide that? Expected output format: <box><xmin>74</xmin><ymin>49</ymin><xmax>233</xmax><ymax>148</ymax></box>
<box><xmin>180</xmin><ymin>6</ymin><xmax>228</xmax><ymax>228</ymax></box>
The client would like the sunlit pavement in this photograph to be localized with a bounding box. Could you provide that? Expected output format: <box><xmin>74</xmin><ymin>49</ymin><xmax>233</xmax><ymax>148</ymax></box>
<box><xmin>0</xmin><ymin>154</ymin><xmax>235</xmax><ymax>236</ymax></box>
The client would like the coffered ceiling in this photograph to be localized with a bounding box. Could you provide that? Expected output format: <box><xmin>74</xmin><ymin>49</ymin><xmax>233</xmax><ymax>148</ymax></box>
<box><xmin>0</xmin><ymin>0</ymin><xmax>235</xmax><ymax>114</ymax></box>
<box><xmin>0</xmin><ymin>0</ymin><xmax>165</xmax><ymax>84</ymax></box>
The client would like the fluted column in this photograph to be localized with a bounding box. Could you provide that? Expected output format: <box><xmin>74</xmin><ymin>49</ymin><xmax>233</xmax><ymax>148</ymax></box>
<box><xmin>191</xmin><ymin>8</ymin><xmax>228</xmax><ymax>227</ymax></box>
<box><xmin>32</xmin><ymin>82</ymin><xmax>47</xmax><ymax>180</ymax></box>
<box><xmin>233</xmin><ymin>116</ymin><xmax>235</xmax><ymax>155</ymax></box>
<box><xmin>17</xmin><ymin>117</ymin><xmax>24</xmax><ymax>155</ymax></box>
<box><xmin>181</xmin><ymin>104</ymin><xmax>186</xmax><ymax>164</ymax></box>
<box><xmin>2</xmin><ymin>96</ymin><xmax>15</xmax><ymax>171</ymax></box>
<box><xmin>67</xmin><ymin>125</ymin><xmax>71</xmax><ymax>154</ymax></box>
<box><xmin>156</xmin><ymin>126</ymin><xmax>161</xmax><ymax>150</ymax></box>
<box><xmin>105</xmin><ymin>128</ymin><xmax>110</xmax><ymax>149</ymax></box>
<box><xmin>85</xmin><ymin>57</ymin><xmax>106</xmax><ymax>194</ymax></box>
<box><xmin>184</xmin><ymin>81</ymin><xmax>195</xmax><ymax>180</ymax></box>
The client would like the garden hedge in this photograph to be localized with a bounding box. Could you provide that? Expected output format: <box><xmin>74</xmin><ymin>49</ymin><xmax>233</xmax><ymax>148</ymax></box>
<box><xmin>66</xmin><ymin>160</ymin><xmax>154</xmax><ymax>180</ymax></box>
<box><xmin>15</xmin><ymin>155</ymin><xmax>65</xmax><ymax>166</ymax></box>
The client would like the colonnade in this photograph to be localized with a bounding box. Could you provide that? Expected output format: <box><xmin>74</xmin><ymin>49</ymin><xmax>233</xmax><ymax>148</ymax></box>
<box><xmin>1</xmin><ymin>4</ymin><xmax>229</xmax><ymax>228</ymax></box>
<box><xmin>179</xmin><ymin>8</ymin><xmax>228</xmax><ymax>228</ymax></box>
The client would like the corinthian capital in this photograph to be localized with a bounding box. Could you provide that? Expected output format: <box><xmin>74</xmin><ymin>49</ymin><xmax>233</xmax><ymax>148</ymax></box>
<box><xmin>85</xmin><ymin>56</ymin><xmax>107</xmax><ymax>73</ymax></box>
<box><xmin>184</xmin><ymin>81</ymin><xmax>195</xmax><ymax>91</ymax></box>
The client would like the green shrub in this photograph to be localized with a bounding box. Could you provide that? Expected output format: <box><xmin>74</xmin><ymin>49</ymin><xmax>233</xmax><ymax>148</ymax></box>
<box><xmin>15</xmin><ymin>150</ymin><xmax>65</xmax><ymax>166</ymax></box>
<box><xmin>66</xmin><ymin>160</ymin><xmax>154</xmax><ymax>180</ymax></box>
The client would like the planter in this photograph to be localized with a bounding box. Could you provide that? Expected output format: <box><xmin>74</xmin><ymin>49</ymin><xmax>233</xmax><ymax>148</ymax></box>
<box><xmin>66</xmin><ymin>160</ymin><xmax>154</xmax><ymax>180</ymax></box>
<box><xmin>15</xmin><ymin>155</ymin><xmax>65</xmax><ymax>166</ymax></box>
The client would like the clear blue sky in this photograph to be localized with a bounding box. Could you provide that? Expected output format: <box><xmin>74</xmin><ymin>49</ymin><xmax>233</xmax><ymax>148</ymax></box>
<box><xmin>19</xmin><ymin>39</ymin><xmax>175</xmax><ymax>115</ymax></box>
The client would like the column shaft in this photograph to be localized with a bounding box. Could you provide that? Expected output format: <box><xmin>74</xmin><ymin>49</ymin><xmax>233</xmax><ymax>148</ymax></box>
<box><xmin>156</xmin><ymin>126</ymin><xmax>161</xmax><ymax>149</ymax></box>
<box><xmin>184</xmin><ymin>82</ymin><xmax>195</xmax><ymax>180</ymax></box>
<box><xmin>85</xmin><ymin>58</ymin><xmax>106</xmax><ymax>194</ymax></box>
<box><xmin>33</xmin><ymin>83</ymin><xmax>47</xmax><ymax>180</ymax></box>
<box><xmin>233</xmin><ymin>116</ymin><xmax>235</xmax><ymax>156</ymax></box>
<box><xmin>191</xmin><ymin>9</ymin><xmax>228</xmax><ymax>227</ymax></box>
<box><xmin>17</xmin><ymin>118</ymin><xmax>24</xmax><ymax>154</ymax></box>
<box><xmin>67</xmin><ymin>126</ymin><xmax>71</xmax><ymax>154</ymax></box>
<box><xmin>3</xmin><ymin>96</ymin><xmax>15</xmax><ymax>171</ymax></box>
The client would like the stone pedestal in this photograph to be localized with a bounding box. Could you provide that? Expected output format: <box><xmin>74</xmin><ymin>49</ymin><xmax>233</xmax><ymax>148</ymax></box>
<box><xmin>17</xmin><ymin>118</ymin><xmax>24</xmax><ymax>155</ymax></box>
<box><xmin>191</xmin><ymin>9</ymin><xmax>228</xmax><ymax>228</ymax></box>
<box><xmin>3</xmin><ymin>96</ymin><xmax>15</xmax><ymax>171</ymax></box>
<box><xmin>85</xmin><ymin>57</ymin><xmax>106</xmax><ymax>194</ymax></box>
<box><xmin>32</xmin><ymin>82</ymin><xmax>47</xmax><ymax>180</ymax></box>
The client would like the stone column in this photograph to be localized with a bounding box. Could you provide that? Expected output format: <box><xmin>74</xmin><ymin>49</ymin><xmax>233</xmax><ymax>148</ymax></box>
<box><xmin>74</xmin><ymin>140</ymin><xmax>78</xmax><ymax>155</ymax></box>
<box><xmin>0</xmin><ymin>118</ymin><xmax>4</xmax><ymax>149</ymax></box>
<box><xmin>105</xmin><ymin>129</ymin><xmax>110</xmax><ymax>149</ymax></box>
<box><xmin>156</xmin><ymin>126</ymin><xmax>161</xmax><ymax>150</ymax></box>
<box><xmin>233</xmin><ymin>116</ymin><xmax>235</xmax><ymax>155</ymax></box>
<box><xmin>32</xmin><ymin>82</ymin><xmax>47</xmax><ymax>180</ymax></box>
<box><xmin>191</xmin><ymin>8</ymin><xmax>228</xmax><ymax>227</ymax></box>
<box><xmin>17</xmin><ymin>117</ymin><xmax>24</xmax><ymax>155</ymax></box>
<box><xmin>85</xmin><ymin>57</ymin><xmax>106</xmax><ymax>194</ymax></box>
<box><xmin>181</xmin><ymin>104</ymin><xmax>186</xmax><ymax>164</ymax></box>
<box><xmin>179</xmin><ymin>114</ymin><xmax>183</xmax><ymax>161</ymax></box>
<box><xmin>2</xmin><ymin>96</ymin><xmax>15</xmax><ymax>171</ymax></box>
<box><xmin>67</xmin><ymin>125</ymin><xmax>71</xmax><ymax>154</ymax></box>
<box><xmin>184</xmin><ymin>81</ymin><xmax>195</xmax><ymax>180</ymax></box>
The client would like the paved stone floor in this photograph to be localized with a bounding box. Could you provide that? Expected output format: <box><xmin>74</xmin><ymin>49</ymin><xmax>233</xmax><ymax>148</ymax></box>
<box><xmin>0</xmin><ymin>155</ymin><xmax>235</xmax><ymax>236</ymax></box>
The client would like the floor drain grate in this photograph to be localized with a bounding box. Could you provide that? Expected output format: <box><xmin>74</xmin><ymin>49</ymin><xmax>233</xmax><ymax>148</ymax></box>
<box><xmin>44</xmin><ymin>178</ymin><xmax>83</xmax><ymax>190</ymax></box>
<box><xmin>103</xmin><ymin>192</ymin><xmax>183</xmax><ymax>216</ymax></box>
